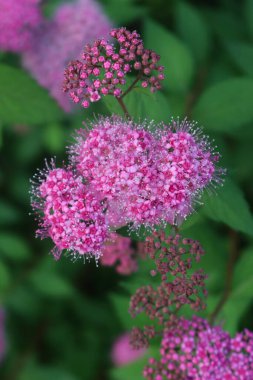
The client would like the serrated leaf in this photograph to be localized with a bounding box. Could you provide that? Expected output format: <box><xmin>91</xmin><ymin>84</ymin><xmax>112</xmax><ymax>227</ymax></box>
<box><xmin>0</xmin><ymin>233</ymin><xmax>30</xmax><ymax>260</ymax></box>
<box><xmin>175</xmin><ymin>1</ymin><xmax>211</xmax><ymax>62</ymax></box>
<box><xmin>201</xmin><ymin>179</ymin><xmax>253</xmax><ymax>236</ymax></box>
<box><xmin>144</xmin><ymin>19</ymin><xmax>194</xmax><ymax>92</ymax></box>
<box><xmin>193</xmin><ymin>78</ymin><xmax>253</xmax><ymax>132</ymax></box>
<box><xmin>0</xmin><ymin>64</ymin><xmax>63</xmax><ymax>125</ymax></box>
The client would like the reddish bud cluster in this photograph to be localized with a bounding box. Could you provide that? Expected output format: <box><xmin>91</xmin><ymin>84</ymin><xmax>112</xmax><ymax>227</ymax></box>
<box><xmin>129</xmin><ymin>233</ymin><xmax>207</xmax><ymax>348</ymax></box>
<box><xmin>63</xmin><ymin>27</ymin><xmax>164</xmax><ymax>108</ymax></box>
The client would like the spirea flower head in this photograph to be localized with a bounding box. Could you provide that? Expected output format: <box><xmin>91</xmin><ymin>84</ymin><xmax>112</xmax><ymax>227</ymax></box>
<box><xmin>70</xmin><ymin>116</ymin><xmax>162</xmax><ymax>228</ymax></box>
<box><xmin>100</xmin><ymin>233</ymin><xmax>137</xmax><ymax>275</ymax></box>
<box><xmin>31</xmin><ymin>163</ymin><xmax>109</xmax><ymax>260</ymax></box>
<box><xmin>111</xmin><ymin>333</ymin><xmax>146</xmax><ymax>367</ymax></box>
<box><xmin>63</xmin><ymin>27</ymin><xmax>164</xmax><ymax>108</ymax></box>
<box><xmin>22</xmin><ymin>0</ymin><xmax>111</xmax><ymax>111</ymax></box>
<box><xmin>70</xmin><ymin>116</ymin><xmax>223</xmax><ymax>228</ymax></box>
<box><xmin>144</xmin><ymin>316</ymin><xmax>253</xmax><ymax>380</ymax></box>
<box><xmin>155</xmin><ymin>118</ymin><xmax>224</xmax><ymax>224</ymax></box>
<box><xmin>0</xmin><ymin>0</ymin><xmax>42</xmax><ymax>52</ymax></box>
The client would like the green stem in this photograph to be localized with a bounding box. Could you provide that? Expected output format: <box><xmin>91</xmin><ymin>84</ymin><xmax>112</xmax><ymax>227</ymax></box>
<box><xmin>121</xmin><ymin>74</ymin><xmax>142</xmax><ymax>99</ymax></box>
<box><xmin>116</xmin><ymin>97</ymin><xmax>131</xmax><ymax>119</ymax></box>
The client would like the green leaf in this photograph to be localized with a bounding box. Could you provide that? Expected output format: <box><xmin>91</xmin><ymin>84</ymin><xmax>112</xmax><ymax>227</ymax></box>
<box><xmin>43</xmin><ymin>122</ymin><xmax>65</xmax><ymax>153</ymax></box>
<box><xmin>19</xmin><ymin>365</ymin><xmax>80</xmax><ymax>380</ymax></box>
<box><xmin>103</xmin><ymin>87</ymin><xmax>171</xmax><ymax>122</ymax></box>
<box><xmin>175</xmin><ymin>1</ymin><xmax>211</xmax><ymax>62</ymax></box>
<box><xmin>0</xmin><ymin>64</ymin><xmax>63</xmax><ymax>125</ymax></box>
<box><xmin>205</xmin><ymin>9</ymin><xmax>245</xmax><ymax>41</ymax></box>
<box><xmin>0</xmin><ymin>233</ymin><xmax>30</xmax><ymax>260</ymax></box>
<box><xmin>104</xmin><ymin>0</ymin><xmax>146</xmax><ymax>23</ymax></box>
<box><xmin>0</xmin><ymin>199</ymin><xmax>21</xmax><ymax>225</ymax></box>
<box><xmin>111</xmin><ymin>346</ymin><xmax>159</xmax><ymax>380</ymax></box>
<box><xmin>144</xmin><ymin>19</ymin><xmax>194</xmax><ymax>92</ymax></box>
<box><xmin>219</xmin><ymin>247</ymin><xmax>253</xmax><ymax>334</ymax></box>
<box><xmin>30</xmin><ymin>271</ymin><xmax>74</xmax><ymax>298</ymax></box>
<box><xmin>124</xmin><ymin>89</ymin><xmax>171</xmax><ymax>122</ymax></box>
<box><xmin>0</xmin><ymin>260</ymin><xmax>11</xmax><ymax>292</ymax></box>
<box><xmin>245</xmin><ymin>0</ymin><xmax>253</xmax><ymax>39</ymax></box>
<box><xmin>201</xmin><ymin>179</ymin><xmax>253</xmax><ymax>236</ymax></box>
<box><xmin>6</xmin><ymin>285</ymin><xmax>42</xmax><ymax>318</ymax></box>
<box><xmin>225</xmin><ymin>41</ymin><xmax>253</xmax><ymax>76</ymax></box>
<box><xmin>193</xmin><ymin>78</ymin><xmax>253</xmax><ymax>132</ymax></box>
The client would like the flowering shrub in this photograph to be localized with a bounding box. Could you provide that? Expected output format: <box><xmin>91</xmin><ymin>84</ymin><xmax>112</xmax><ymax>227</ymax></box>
<box><xmin>30</xmin><ymin>26</ymin><xmax>252</xmax><ymax>380</ymax></box>
<box><xmin>1</xmin><ymin>2</ymin><xmax>253</xmax><ymax>379</ymax></box>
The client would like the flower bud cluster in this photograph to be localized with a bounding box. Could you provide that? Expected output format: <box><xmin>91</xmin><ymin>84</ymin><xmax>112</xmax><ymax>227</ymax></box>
<box><xmin>129</xmin><ymin>233</ymin><xmax>207</xmax><ymax>349</ymax></box>
<box><xmin>144</xmin><ymin>316</ymin><xmax>253</xmax><ymax>380</ymax></box>
<box><xmin>63</xmin><ymin>27</ymin><xmax>164</xmax><ymax>108</ymax></box>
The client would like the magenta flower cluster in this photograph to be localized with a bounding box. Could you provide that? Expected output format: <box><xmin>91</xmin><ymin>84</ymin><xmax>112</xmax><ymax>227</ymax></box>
<box><xmin>100</xmin><ymin>233</ymin><xmax>138</xmax><ymax>275</ymax></box>
<box><xmin>0</xmin><ymin>0</ymin><xmax>42</xmax><ymax>52</ymax></box>
<box><xmin>32</xmin><ymin>165</ymin><xmax>108</xmax><ymax>260</ymax></box>
<box><xmin>111</xmin><ymin>333</ymin><xmax>146</xmax><ymax>367</ymax></box>
<box><xmin>31</xmin><ymin>116</ymin><xmax>221</xmax><ymax>260</ymax></box>
<box><xmin>22</xmin><ymin>0</ymin><xmax>111</xmax><ymax>111</ymax></box>
<box><xmin>71</xmin><ymin>117</ymin><xmax>221</xmax><ymax>227</ymax></box>
<box><xmin>63</xmin><ymin>27</ymin><xmax>164</xmax><ymax>108</ymax></box>
<box><xmin>144</xmin><ymin>316</ymin><xmax>253</xmax><ymax>380</ymax></box>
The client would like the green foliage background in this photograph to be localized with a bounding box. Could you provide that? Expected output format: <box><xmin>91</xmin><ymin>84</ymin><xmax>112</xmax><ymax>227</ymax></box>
<box><xmin>1</xmin><ymin>0</ymin><xmax>253</xmax><ymax>379</ymax></box>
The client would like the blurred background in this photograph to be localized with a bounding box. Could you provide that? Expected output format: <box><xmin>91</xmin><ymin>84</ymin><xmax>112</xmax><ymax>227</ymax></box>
<box><xmin>1</xmin><ymin>0</ymin><xmax>253</xmax><ymax>379</ymax></box>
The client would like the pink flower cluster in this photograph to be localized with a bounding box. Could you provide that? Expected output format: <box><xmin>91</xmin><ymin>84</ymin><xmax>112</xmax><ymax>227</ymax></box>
<box><xmin>144</xmin><ymin>316</ymin><xmax>253</xmax><ymax>380</ymax></box>
<box><xmin>31</xmin><ymin>116</ymin><xmax>222</xmax><ymax>259</ymax></box>
<box><xmin>111</xmin><ymin>333</ymin><xmax>146</xmax><ymax>367</ymax></box>
<box><xmin>156</xmin><ymin>119</ymin><xmax>221</xmax><ymax>223</ymax></box>
<box><xmin>63</xmin><ymin>27</ymin><xmax>164</xmax><ymax>108</ymax></box>
<box><xmin>22</xmin><ymin>0</ymin><xmax>111</xmax><ymax>111</ymax></box>
<box><xmin>0</xmin><ymin>309</ymin><xmax>5</xmax><ymax>362</ymax></box>
<box><xmin>71</xmin><ymin>117</ymin><xmax>222</xmax><ymax>227</ymax></box>
<box><xmin>31</xmin><ymin>165</ymin><xmax>108</xmax><ymax>260</ymax></box>
<box><xmin>0</xmin><ymin>0</ymin><xmax>42</xmax><ymax>52</ymax></box>
<box><xmin>100</xmin><ymin>233</ymin><xmax>137</xmax><ymax>275</ymax></box>
<box><xmin>71</xmin><ymin>117</ymin><xmax>161</xmax><ymax>227</ymax></box>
